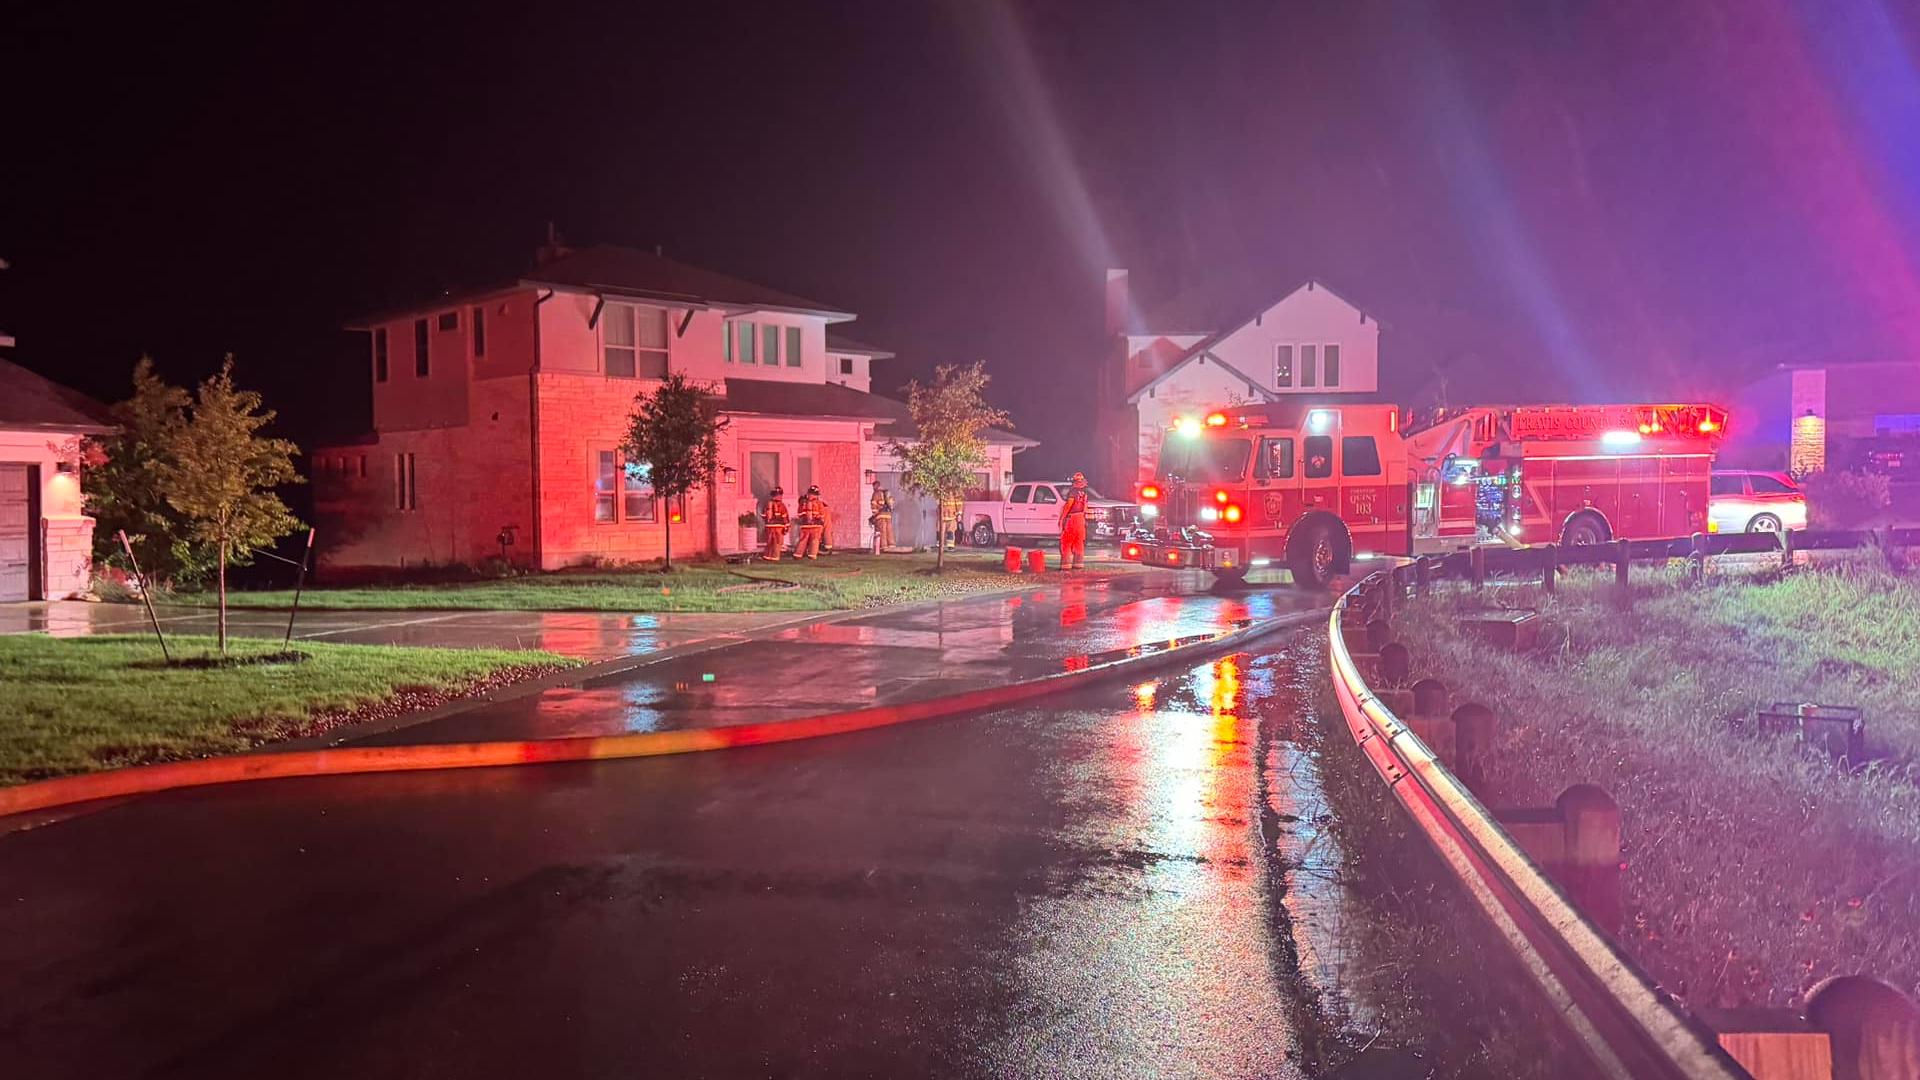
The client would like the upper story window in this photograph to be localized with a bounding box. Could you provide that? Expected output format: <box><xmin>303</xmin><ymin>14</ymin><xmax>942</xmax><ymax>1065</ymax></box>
<box><xmin>604</xmin><ymin>303</ymin><xmax>669</xmax><ymax>379</ymax></box>
<box><xmin>763</xmin><ymin>325</ymin><xmax>780</xmax><ymax>367</ymax></box>
<box><xmin>414</xmin><ymin>319</ymin><xmax>430</xmax><ymax>377</ymax></box>
<box><xmin>1275</xmin><ymin>345</ymin><xmax>1292</xmax><ymax>388</ymax></box>
<box><xmin>374</xmin><ymin>328</ymin><xmax>389</xmax><ymax>382</ymax></box>
<box><xmin>1299</xmin><ymin>344</ymin><xmax>1318</xmax><ymax>389</ymax></box>
<box><xmin>738</xmin><ymin>321</ymin><xmax>757</xmax><ymax>364</ymax></box>
<box><xmin>437</xmin><ymin>311</ymin><xmax>458</xmax><ymax>332</ymax></box>
<box><xmin>839</xmin><ymin>357</ymin><xmax>854</xmax><ymax>376</ymax></box>
<box><xmin>1323</xmin><ymin>344</ymin><xmax>1341</xmax><ymax>388</ymax></box>
<box><xmin>1277</xmin><ymin>343</ymin><xmax>1340</xmax><ymax>390</ymax></box>
<box><xmin>472</xmin><ymin>306</ymin><xmax>486</xmax><ymax>358</ymax></box>
<box><xmin>785</xmin><ymin>326</ymin><xmax>802</xmax><ymax>368</ymax></box>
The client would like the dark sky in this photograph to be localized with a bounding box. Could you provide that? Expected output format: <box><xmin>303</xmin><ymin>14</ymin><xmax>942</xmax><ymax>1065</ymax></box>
<box><xmin>7</xmin><ymin>0</ymin><xmax>1920</xmax><ymax>476</ymax></box>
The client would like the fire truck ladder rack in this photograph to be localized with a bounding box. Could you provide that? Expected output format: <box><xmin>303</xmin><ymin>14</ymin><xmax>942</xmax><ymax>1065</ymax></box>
<box><xmin>1330</xmin><ymin>572</ymin><xmax>1750</xmax><ymax>1079</ymax></box>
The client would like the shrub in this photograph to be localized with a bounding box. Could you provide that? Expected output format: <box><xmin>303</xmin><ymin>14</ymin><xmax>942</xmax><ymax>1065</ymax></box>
<box><xmin>1800</xmin><ymin>469</ymin><xmax>1892</xmax><ymax>529</ymax></box>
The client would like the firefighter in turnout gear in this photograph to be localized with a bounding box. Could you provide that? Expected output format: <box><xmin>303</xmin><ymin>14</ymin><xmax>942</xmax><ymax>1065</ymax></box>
<box><xmin>761</xmin><ymin>487</ymin><xmax>790</xmax><ymax>561</ymax></box>
<box><xmin>869</xmin><ymin>481</ymin><xmax>894</xmax><ymax>553</ymax></box>
<box><xmin>796</xmin><ymin>484</ymin><xmax>826</xmax><ymax>560</ymax></box>
<box><xmin>1059</xmin><ymin>472</ymin><xmax>1090</xmax><ymax>570</ymax></box>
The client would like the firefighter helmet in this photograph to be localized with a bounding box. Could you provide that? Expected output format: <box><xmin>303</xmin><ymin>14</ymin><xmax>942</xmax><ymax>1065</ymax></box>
<box><xmin>769</xmin><ymin>487</ymin><xmax>784</xmax><ymax>498</ymax></box>
<box><xmin>1072</xmin><ymin>472</ymin><xmax>1087</xmax><ymax>488</ymax></box>
<box><xmin>807</xmin><ymin>484</ymin><xmax>821</xmax><ymax>495</ymax></box>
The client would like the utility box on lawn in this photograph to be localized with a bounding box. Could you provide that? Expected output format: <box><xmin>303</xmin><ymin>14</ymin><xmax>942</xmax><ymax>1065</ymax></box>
<box><xmin>1455</xmin><ymin>608</ymin><xmax>1542</xmax><ymax>651</ymax></box>
<box><xmin>1746</xmin><ymin>702</ymin><xmax>1867</xmax><ymax>763</ymax></box>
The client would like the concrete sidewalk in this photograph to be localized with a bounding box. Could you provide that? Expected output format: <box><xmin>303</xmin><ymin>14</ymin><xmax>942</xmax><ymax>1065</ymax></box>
<box><xmin>0</xmin><ymin>600</ymin><xmax>830</xmax><ymax>661</ymax></box>
<box><xmin>347</xmin><ymin>576</ymin><xmax>1328</xmax><ymax>746</ymax></box>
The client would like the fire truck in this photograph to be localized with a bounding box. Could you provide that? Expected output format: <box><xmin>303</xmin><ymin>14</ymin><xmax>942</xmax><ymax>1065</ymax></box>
<box><xmin>1125</xmin><ymin>401</ymin><xmax>1728</xmax><ymax>587</ymax></box>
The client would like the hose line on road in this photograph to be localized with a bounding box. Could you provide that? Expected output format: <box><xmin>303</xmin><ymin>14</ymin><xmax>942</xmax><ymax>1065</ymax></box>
<box><xmin>0</xmin><ymin>609</ymin><xmax>1323</xmax><ymax>822</ymax></box>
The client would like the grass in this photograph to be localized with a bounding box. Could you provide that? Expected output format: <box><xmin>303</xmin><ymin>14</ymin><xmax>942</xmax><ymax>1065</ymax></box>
<box><xmin>1390</xmin><ymin>557</ymin><xmax>1920</xmax><ymax>1011</ymax></box>
<box><xmin>0</xmin><ymin>634</ymin><xmax>577</xmax><ymax>784</ymax></box>
<box><xmin>163</xmin><ymin>551</ymin><xmax>1148</xmax><ymax>613</ymax></box>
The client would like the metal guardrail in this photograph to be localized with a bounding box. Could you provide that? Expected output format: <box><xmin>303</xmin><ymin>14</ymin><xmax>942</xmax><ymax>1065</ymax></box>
<box><xmin>1328</xmin><ymin>572</ymin><xmax>1751</xmax><ymax>1079</ymax></box>
<box><xmin>1412</xmin><ymin>525</ymin><xmax>1920</xmax><ymax>580</ymax></box>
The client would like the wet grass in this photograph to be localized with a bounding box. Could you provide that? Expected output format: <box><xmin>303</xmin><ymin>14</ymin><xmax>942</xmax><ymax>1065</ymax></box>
<box><xmin>0</xmin><ymin>634</ymin><xmax>577</xmax><ymax>784</ymax></box>
<box><xmin>1393</xmin><ymin>557</ymin><xmax>1920</xmax><ymax>1010</ymax></box>
<box><xmin>164</xmin><ymin>552</ymin><xmax>1150</xmax><ymax>613</ymax></box>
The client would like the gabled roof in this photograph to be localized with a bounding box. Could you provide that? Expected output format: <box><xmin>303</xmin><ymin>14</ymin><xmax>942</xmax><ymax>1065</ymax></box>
<box><xmin>1124</xmin><ymin>345</ymin><xmax>1276</xmax><ymax>405</ymax></box>
<box><xmin>0</xmin><ymin>359</ymin><xmax>114</xmax><ymax>432</ymax></box>
<box><xmin>720</xmin><ymin>379</ymin><xmax>1035</xmax><ymax>448</ymax></box>
<box><xmin>1123</xmin><ymin>278</ymin><xmax>1384</xmax><ymax>405</ymax></box>
<box><xmin>824</xmin><ymin>332</ymin><xmax>895</xmax><ymax>359</ymax></box>
<box><xmin>1137</xmin><ymin>276</ymin><xmax>1385</xmax><ymax>337</ymax></box>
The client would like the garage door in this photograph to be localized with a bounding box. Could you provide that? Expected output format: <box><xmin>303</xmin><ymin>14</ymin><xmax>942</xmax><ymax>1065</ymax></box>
<box><xmin>0</xmin><ymin>465</ymin><xmax>29</xmax><ymax>602</ymax></box>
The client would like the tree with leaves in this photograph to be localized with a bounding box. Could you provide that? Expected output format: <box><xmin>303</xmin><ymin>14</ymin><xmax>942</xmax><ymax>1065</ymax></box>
<box><xmin>84</xmin><ymin>357</ymin><xmax>219</xmax><ymax>589</ymax></box>
<box><xmin>622</xmin><ymin>372</ymin><xmax>728</xmax><ymax>571</ymax></box>
<box><xmin>890</xmin><ymin>361</ymin><xmax>1012</xmax><ymax>571</ymax></box>
<box><xmin>155</xmin><ymin>358</ymin><xmax>303</xmax><ymax>653</ymax></box>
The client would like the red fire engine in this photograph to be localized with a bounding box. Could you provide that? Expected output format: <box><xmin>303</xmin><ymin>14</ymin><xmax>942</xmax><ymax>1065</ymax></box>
<box><xmin>1125</xmin><ymin>401</ymin><xmax>1728</xmax><ymax>587</ymax></box>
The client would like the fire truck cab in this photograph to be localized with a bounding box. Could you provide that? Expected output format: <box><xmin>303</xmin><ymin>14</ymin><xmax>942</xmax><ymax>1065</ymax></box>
<box><xmin>1126</xmin><ymin>400</ymin><xmax>1728</xmax><ymax>588</ymax></box>
<box><xmin>1127</xmin><ymin>404</ymin><xmax>1411</xmax><ymax>588</ymax></box>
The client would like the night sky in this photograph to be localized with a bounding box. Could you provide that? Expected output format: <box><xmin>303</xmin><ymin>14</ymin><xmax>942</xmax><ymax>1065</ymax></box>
<box><xmin>7</xmin><ymin>1</ymin><xmax>1919</xmax><ymax>477</ymax></box>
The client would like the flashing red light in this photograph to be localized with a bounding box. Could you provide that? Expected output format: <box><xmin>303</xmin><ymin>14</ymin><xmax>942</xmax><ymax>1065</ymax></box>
<box><xmin>1168</xmin><ymin>550</ymin><xmax>1181</xmax><ymax>564</ymax></box>
<box><xmin>1123</xmin><ymin>543</ymin><xmax>1142</xmax><ymax>560</ymax></box>
<box><xmin>1223</xmin><ymin>504</ymin><xmax>1243</xmax><ymax>523</ymax></box>
<box><xmin>1205</xmin><ymin>412</ymin><xmax>1228</xmax><ymax>427</ymax></box>
<box><xmin>1214</xmin><ymin>489</ymin><xmax>1229</xmax><ymax>505</ymax></box>
<box><xmin>1139</xmin><ymin>483</ymin><xmax>1161</xmax><ymax>500</ymax></box>
<box><xmin>1699</xmin><ymin>419</ymin><xmax>1718</xmax><ymax>433</ymax></box>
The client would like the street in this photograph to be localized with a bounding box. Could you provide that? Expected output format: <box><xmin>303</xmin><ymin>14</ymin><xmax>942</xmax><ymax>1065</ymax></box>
<box><xmin>0</xmin><ymin>617</ymin><xmax>1361</xmax><ymax>1078</ymax></box>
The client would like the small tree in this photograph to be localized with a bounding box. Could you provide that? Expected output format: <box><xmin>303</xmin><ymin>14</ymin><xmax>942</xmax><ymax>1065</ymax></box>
<box><xmin>621</xmin><ymin>372</ymin><xmax>728</xmax><ymax>570</ymax></box>
<box><xmin>891</xmin><ymin>361</ymin><xmax>1012</xmax><ymax>570</ymax></box>
<box><xmin>84</xmin><ymin>357</ymin><xmax>219</xmax><ymax>589</ymax></box>
<box><xmin>155</xmin><ymin>358</ymin><xmax>303</xmax><ymax>654</ymax></box>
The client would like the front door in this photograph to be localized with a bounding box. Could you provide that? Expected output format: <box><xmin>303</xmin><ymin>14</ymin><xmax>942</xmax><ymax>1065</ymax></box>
<box><xmin>877</xmin><ymin>471</ymin><xmax>933</xmax><ymax>549</ymax></box>
<box><xmin>0</xmin><ymin>465</ymin><xmax>32</xmax><ymax>602</ymax></box>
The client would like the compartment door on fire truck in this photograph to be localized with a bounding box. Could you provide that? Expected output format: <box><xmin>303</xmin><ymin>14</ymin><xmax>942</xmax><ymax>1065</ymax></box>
<box><xmin>1339</xmin><ymin>434</ymin><xmax>1404</xmax><ymax>553</ymax></box>
<box><xmin>1252</xmin><ymin>435</ymin><xmax>1295</xmax><ymax>532</ymax></box>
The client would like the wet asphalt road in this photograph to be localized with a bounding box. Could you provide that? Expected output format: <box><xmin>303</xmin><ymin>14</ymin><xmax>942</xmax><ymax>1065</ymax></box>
<box><xmin>0</xmin><ymin>632</ymin><xmax>1346</xmax><ymax>1079</ymax></box>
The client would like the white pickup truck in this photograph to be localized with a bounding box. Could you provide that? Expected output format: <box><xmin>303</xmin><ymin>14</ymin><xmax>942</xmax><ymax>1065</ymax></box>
<box><xmin>960</xmin><ymin>481</ymin><xmax>1141</xmax><ymax>547</ymax></box>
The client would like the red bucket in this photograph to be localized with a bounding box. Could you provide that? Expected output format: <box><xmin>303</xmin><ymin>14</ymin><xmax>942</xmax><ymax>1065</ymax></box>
<box><xmin>1003</xmin><ymin>546</ymin><xmax>1024</xmax><ymax>573</ymax></box>
<box><xmin>1026</xmin><ymin>548</ymin><xmax>1047</xmax><ymax>574</ymax></box>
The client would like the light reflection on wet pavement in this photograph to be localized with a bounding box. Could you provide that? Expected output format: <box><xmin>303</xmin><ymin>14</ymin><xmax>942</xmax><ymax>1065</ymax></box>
<box><xmin>354</xmin><ymin>577</ymin><xmax>1321</xmax><ymax>745</ymax></box>
<box><xmin>0</xmin><ymin>631</ymin><xmax>1378</xmax><ymax>1078</ymax></box>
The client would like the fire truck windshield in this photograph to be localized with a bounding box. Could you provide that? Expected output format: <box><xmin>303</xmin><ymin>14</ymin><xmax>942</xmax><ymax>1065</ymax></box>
<box><xmin>1157</xmin><ymin>436</ymin><xmax>1252</xmax><ymax>484</ymax></box>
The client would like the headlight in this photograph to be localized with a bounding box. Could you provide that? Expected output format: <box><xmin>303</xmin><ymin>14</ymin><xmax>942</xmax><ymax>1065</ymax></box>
<box><xmin>1199</xmin><ymin>506</ymin><xmax>1220</xmax><ymax>523</ymax></box>
<box><xmin>1139</xmin><ymin>504</ymin><xmax>1159</xmax><ymax>518</ymax></box>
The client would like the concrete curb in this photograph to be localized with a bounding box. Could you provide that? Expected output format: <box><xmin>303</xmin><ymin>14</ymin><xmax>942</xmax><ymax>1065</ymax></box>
<box><xmin>0</xmin><ymin>607</ymin><xmax>1320</xmax><ymax>822</ymax></box>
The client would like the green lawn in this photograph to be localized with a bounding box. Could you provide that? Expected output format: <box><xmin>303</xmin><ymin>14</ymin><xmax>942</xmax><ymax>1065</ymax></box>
<box><xmin>171</xmin><ymin>551</ymin><xmax>1148</xmax><ymax>613</ymax></box>
<box><xmin>0</xmin><ymin>635</ymin><xmax>577</xmax><ymax>784</ymax></box>
<box><xmin>1391</xmin><ymin>558</ymin><xmax>1920</xmax><ymax>1011</ymax></box>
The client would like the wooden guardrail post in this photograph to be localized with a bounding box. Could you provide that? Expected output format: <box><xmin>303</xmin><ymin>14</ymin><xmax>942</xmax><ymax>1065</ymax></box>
<box><xmin>1415</xmin><ymin>555</ymin><xmax>1430</xmax><ymax>596</ymax></box>
<box><xmin>1470</xmin><ymin>545</ymin><xmax>1487</xmax><ymax>590</ymax></box>
<box><xmin>1377</xmin><ymin>641</ymin><xmax>1411</xmax><ymax>687</ymax></box>
<box><xmin>1492</xmin><ymin>784</ymin><xmax>1622</xmax><ymax>932</ymax></box>
<box><xmin>1614</xmin><ymin>538</ymin><xmax>1631</xmax><ymax>590</ymax></box>
<box><xmin>1806</xmin><ymin>975</ymin><xmax>1920</xmax><ymax>1080</ymax></box>
<box><xmin>1406</xmin><ymin>678</ymin><xmax>1456</xmax><ymax>765</ymax></box>
<box><xmin>1781</xmin><ymin>527</ymin><xmax>1796</xmax><ymax>573</ymax></box>
<box><xmin>1690</xmin><ymin>531</ymin><xmax>1708</xmax><ymax>584</ymax></box>
<box><xmin>1541</xmin><ymin>542</ymin><xmax>1557</xmax><ymax>593</ymax></box>
<box><xmin>1703</xmin><ymin>1009</ymin><xmax>1833</xmax><ymax>1080</ymax></box>
<box><xmin>1366</xmin><ymin>617</ymin><xmax>1393</xmax><ymax>654</ymax></box>
<box><xmin>1452</xmin><ymin>701</ymin><xmax>1496</xmax><ymax>786</ymax></box>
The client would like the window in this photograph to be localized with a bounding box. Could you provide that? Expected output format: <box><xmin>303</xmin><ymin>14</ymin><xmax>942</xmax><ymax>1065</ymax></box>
<box><xmin>1009</xmin><ymin>484</ymin><xmax>1031</xmax><ymax>504</ymax></box>
<box><xmin>414</xmin><ymin>319</ymin><xmax>430</xmax><ymax>377</ymax></box>
<box><xmin>623</xmin><ymin>460</ymin><xmax>657</xmax><ymax>522</ymax></box>
<box><xmin>1274</xmin><ymin>344</ymin><xmax>1292</xmax><ymax>388</ymax></box>
<box><xmin>740</xmin><ymin>321</ymin><xmax>757</xmax><ymax>364</ymax></box>
<box><xmin>1750</xmin><ymin>475</ymin><xmax>1796</xmax><ymax>495</ymax></box>
<box><xmin>635</xmin><ymin>307</ymin><xmax>669</xmax><ymax>377</ymax></box>
<box><xmin>1341</xmin><ymin>435</ymin><xmax>1382</xmax><ymax>476</ymax></box>
<box><xmin>604</xmin><ymin>303</ymin><xmax>636</xmax><ymax>378</ymax></box>
<box><xmin>1299</xmin><ymin>344</ymin><xmax>1317</xmax><ymax>389</ymax></box>
<box><xmin>1710</xmin><ymin>475</ymin><xmax>1745</xmax><ymax>497</ymax></box>
<box><xmin>1304</xmin><ymin>435</ymin><xmax>1333</xmax><ymax>479</ymax></box>
<box><xmin>785</xmin><ymin>326</ymin><xmax>802</xmax><ymax>368</ymax></box>
<box><xmin>749</xmin><ymin>451</ymin><xmax>779</xmax><ymax>500</ymax></box>
<box><xmin>763</xmin><ymin>325</ymin><xmax>780</xmax><ymax>367</ymax></box>
<box><xmin>374</xmin><ymin>328</ymin><xmax>389</xmax><ymax>382</ymax></box>
<box><xmin>724</xmin><ymin>321</ymin><xmax>734</xmax><ymax>363</ymax></box>
<box><xmin>839</xmin><ymin>357</ymin><xmax>855</xmax><ymax>376</ymax></box>
<box><xmin>437</xmin><ymin>311</ymin><xmax>458</xmax><ymax>332</ymax></box>
<box><xmin>1156</xmin><ymin>437</ymin><xmax>1252</xmax><ymax>483</ymax></box>
<box><xmin>1256</xmin><ymin>437</ymin><xmax>1294</xmax><ymax>480</ymax></box>
<box><xmin>472</xmin><ymin>306</ymin><xmax>486</xmax><ymax>357</ymax></box>
<box><xmin>394</xmin><ymin>453</ymin><xmax>417</xmax><ymax>510</ymax></box>
<box><xmin>1033</xmin><ymin>485</ymin><xmax>1060</xmax><ymax>505</ymax></box>
<box><xmin>595</xmin><ymin>451</ymin><xmax>618</xmax><ymax>522</ymax></box>
<box><xmin>797</xmin><ymin>456</ymin><xmax>813</xmax><ymax>495</ymax></box>
<box><xmin>1323</xmin><ymin>344</ymin><xmax>1341</xmax><ymax>388</ymax></box>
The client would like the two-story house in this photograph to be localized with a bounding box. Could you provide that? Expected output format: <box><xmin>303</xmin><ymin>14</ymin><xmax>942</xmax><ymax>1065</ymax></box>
<box><xmin>1091</xmin><ymin>270</ymin><xmax>1383</xmax><ymax>493</ymax></box>
<box><xmin>311</xmin><ymin>244</ymin><xmax>1031</xmax><ymax>575</ymax></box>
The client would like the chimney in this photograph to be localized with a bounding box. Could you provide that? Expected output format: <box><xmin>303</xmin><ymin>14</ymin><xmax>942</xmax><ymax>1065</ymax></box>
<box><xmin>1105</xmin><ymin>267</ymin><xmax>1128</xmax><ymax>336</ymax></box>
<box><xmin>534</xmin><ymin>222</ymin><xmax>575</xmax><ymax>267</ymax></box>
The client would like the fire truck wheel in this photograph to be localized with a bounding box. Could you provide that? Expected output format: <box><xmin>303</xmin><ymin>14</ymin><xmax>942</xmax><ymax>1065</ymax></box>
<box><xmin>970</xmin><ymin>521</ymin><xmax>997</xmax><ymax>547</ymax></box>
<box><xmin>1560</xmin><ymin>513</ymin><xmax>1610</xmax><ymax>547</ymax></box>
<box><xmin>1288</xmin><ymin>520</ymin><xmax>1345</xmax><ymax>590</ymax></box>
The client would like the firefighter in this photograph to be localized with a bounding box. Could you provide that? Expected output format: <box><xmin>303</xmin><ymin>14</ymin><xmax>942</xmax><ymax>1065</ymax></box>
<box><xmin>869</xmin><ymin>480</ymin><xmax>895</xmax><ymax>553</ymax></box>
<box><xmin>819</xmin><ymin>491</ymin><xmax>836</xmax><ymax>554</ymax></box>
<box><xmin>796</xmin><ymin>484</ymin><xmax>826</xmax><ymax>560</ymax></box>
<box><xmin>761</xmin><ymin>487</ymin><xmax>790</xmax><ymax>561</ymax></box>
<box><xmin>1059</xmin><ymin>472</ymin><xmax>1090</xmax><ymax>570</ymax></box>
